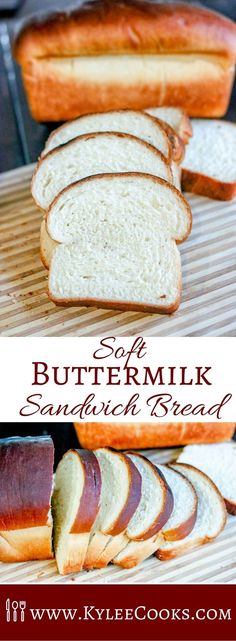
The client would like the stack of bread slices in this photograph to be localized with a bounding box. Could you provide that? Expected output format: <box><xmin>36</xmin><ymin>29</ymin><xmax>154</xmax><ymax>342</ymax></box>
<box><xmin>0</xmin><ymin>437</ymin><xmax>235</xmax><ymax>575</ymax></box>
<box><xmin>52</xmin><ymin>445</ymin><xmax>231</xmax><ymax>574</ymax></box>
<box><xmin>32</xmin><ymin>107</ymin><xmax>193</xmax><ymax>314</ymax></box>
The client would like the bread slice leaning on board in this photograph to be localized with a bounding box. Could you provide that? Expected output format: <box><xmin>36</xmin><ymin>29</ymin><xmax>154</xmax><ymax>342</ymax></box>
<box><xmin>156</xmin><ymin>463</ymin><xmax>227</xmax><ymax>560</ymax></box>
<box><xmin>177</xmin><ymin>442</ymin><xmax>236</xmax><ymax>515</ymax></box>
<box><xmin>52</xmin><ymin>449</ymin><xmax>102</xmax><ymax>575</ymax></box>
<box><xmin>32</xmin><ymin>132</ymin><xmax>176</xmax><ymax>211</ymax></box>
<box><xmin>0</xmin><ymin>436</ymin><xmax>54</xmax><ymax>562</ymax></box>
<box><xmin>74</xmin><ymin>422</ymin><xmax>236</xmax><ymax>450</ymax></box>
<box><xmin>43</xmin><ymin>110</ymin><xmax>184</xmax><ymax>164</ymax></box>
<box><xmin>82</xmin><ymin>448</ymin><xmax>142</xmax><ymax>570</ymax></box>
<box><xmin>182</xmin><ymin>120</ymin><xmax>236</xmax><ymax>200</ymax></box>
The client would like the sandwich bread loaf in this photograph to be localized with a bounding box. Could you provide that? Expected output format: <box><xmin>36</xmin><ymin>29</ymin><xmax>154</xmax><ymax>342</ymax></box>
<box><xmin>14</xmin><ymin>1</ymin><xmax>236</xmax><ymax>121</ymax></box>
<box><xmin>74</xmin><ymin>422</ymin><xmax>236</xmax><ymax>451</ymax></box>
<box><xmin>0</xmin><ymin>436</ymin><xmax>54</xmax><ymax>562</ymax></box>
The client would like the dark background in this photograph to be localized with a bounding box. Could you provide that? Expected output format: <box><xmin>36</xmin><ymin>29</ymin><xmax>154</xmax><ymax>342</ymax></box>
<box><xmin>0</xmin><ymin>422</ymin><xmax>79</xmax><ymax>466</ymax></box>
<box><xmin>0</xmin><ymin>0</ymin><xmax>236</xmax><ymax>173</ymax></box>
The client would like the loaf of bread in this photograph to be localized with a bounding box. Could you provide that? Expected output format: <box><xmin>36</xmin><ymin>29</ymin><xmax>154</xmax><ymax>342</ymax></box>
<box><xmin>156</xmin><ymin>463</ymin><xmax>227</xmax><ymax>560</ymax></box>
<box><xmin>0</xmin><ymin>436</ymin><xmax>54</xmax><ymax>562</ymax></box>
<box><xmin>14</xmin><ymin>1</ymin><xmax>236</xmax><ymax>121</ymax></box>
<box><xmin>74</xmin><ymin>422</ymin><xmax>236</xmax><ymax>450</ymax></box>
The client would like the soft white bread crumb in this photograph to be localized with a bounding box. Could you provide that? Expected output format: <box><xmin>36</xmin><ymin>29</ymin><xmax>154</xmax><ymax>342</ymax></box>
<box><xmin>113</xmin><ymin>453</ymin><xmax>173</xmax><ymax>568</ymax></box>
<box><xmin>183</xmin><ymin>120</ymin><xmax>236</xmax><ymax>182</ymax></box>
<box><xmin>178</xmin><ymin>442</ymin><xmax>236</xmax><ymax>515</ymax></box>
<box><xmin>47</xmin><ymin>174</ymin><xmax>191</xmax><ymax>245</ymax></box>
<box><xmin>48</xmin><ymin>233</ymin><xmax>182</xmax><ymax>314</ymax></box>
<box><xmin>157</xmin><ymin>463</ymin><xmax>227</xmax><ymax>560</ymax></box>
<box><xmin>40</xmin><ymin>219</ymin><xmax>58</xmax><ymax>269</ymax></box>
<box><xmin>44</xmin><ymin>110</ymin><xmax>172</xmax><ymax>160</ymax></box>
<box><xmin>83</xmin><ymin>448</ymin><xmax>141</xmax><ymax>569</ymax></box>
<box><xmin>157</xmin><ymin>464</ymin><xmax>197</xmax><ymax>540</ymax></box>
<box><xmin>32</xmin><ymin>132</ymin><xmax>174</xmax><ymax>210</ymax></box>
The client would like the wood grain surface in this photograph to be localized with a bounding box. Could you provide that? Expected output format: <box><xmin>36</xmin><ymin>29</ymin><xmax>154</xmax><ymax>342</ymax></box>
<box><xmin>0</xmin><ymin>163</ymin><xmax>235</xmax><ymax>337</ymax></box>
<box><xmin>0</xmin><ymin>447</ymin><xmax>235</xmax><ymax>584</ymax></box>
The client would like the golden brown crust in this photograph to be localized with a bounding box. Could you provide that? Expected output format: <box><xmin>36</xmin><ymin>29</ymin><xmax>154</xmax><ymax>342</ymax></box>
<box><xmin>156</xmin><ymin>462</ymin><xmax>227</xmax><ymax>560</ymax></box>
<box><xmin>106</xmin><ymin>451</ymin><xmax>142</xmax><ymax>536</ymax></box>
<box><xmin>126</xmin><ymin>453</ymin><xmax>174</xmax><ymax>541</ymax></box>
<box><xmin>224</xmin><ymin>499</ymin><xmax>236</xmax><ymax>516</ymax></box>
<box><xmin>177</xmin><ymin>112</ymin><xmax>193</xmax><ymax>144</ymax></box>
<box><xmin>182</xmin><ymin>168</ymin><xmax>236</xmax><ymax>201</ymax></box>
<box><xmin>74</xmin><ymin>422</ymin><xmax>236</xmax><ymax>451</ymax></box>
<box><xmin>70</xmin><ymin>450</ymin><xmax>101</xmax><ymax>534</ymax></box>
<box><xmin>49</xmin><ymin>291</ymin><xmax>181</xmax><ymax>315</ymax></box>
<box><xmin>0</xmin><ymin>526</ymin><xmax>53</xmax><ymax>563</ymax></box>
<box><xmin>0</xmin><ymin>436</ymin><xmax>54</xmax><ymax>531</ymax></box>
<box><xmin>20</xmin><ymin>57</ymin><xmax>235</xmax><ymax>122</ymax></box>
<box><xmin>14</xmin><ymin>1</ymin><xmax>236</xmax><ymax>63</ymax></box>
<box><xmin>146</xmin><ymin>115</ymin><xmax>185</xmax><ymax>164</ymax></box>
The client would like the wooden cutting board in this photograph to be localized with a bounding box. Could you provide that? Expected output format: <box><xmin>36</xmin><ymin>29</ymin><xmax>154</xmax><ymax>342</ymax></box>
<box><xmin>0</xmin><ymin>447</ymin><xmax>235</xmax><ymax>585</ymax></box>
<box><xmin>0</xmin><ymin>164</ymin><xmax>236</xmax><ymax>337</ymax></box>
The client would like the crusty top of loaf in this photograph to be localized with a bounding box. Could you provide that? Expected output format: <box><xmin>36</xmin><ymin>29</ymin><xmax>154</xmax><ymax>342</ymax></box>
<box><xmin>14</xmin><ymin>0</ymin><xmax>236</xmax><ymax>63</ymax></box>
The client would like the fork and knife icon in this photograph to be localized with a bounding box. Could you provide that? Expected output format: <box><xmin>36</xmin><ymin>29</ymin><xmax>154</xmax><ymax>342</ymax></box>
<box><xmin>6</xmin><ymin>599</ymin><xmax>26</xmax><ymax>622</ymax></box>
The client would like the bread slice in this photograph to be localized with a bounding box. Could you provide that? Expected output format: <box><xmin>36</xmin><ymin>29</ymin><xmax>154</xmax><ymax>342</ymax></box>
<box><xmin>42</xmin><ymin>172</ymin><xmax>190</xmax><ymax>275</ymax></box>
<box><xmin>48</xmin><ymin>232</ymin><xmax>182</xmax><ymax>314</ymax></box>
<box><xmin>177</xmin><ymin>442</ymin><xmax>236</xmax><ymax>515</ymax></box>
<box><xmin>83</xmin><ymin>448</ymin><xmax>142</xmax><ymax>570</ymax></box>
<box><xmin>95</xmin><ymin>458</ymin><xmax>197</xmax><ymax>568</ymax></box>
<box><xmin>32</xmin><ymin>132</ymin><xmax>174</xmax><ymax>210</ymax></box>
<box><xmin>52</xmin><ymin>449</ymin><xmax>101</xmax><ymax>575</ymax></box>
<box><xmin>0</xmin><ymin>436</ymin><xmax>54</xmax><ymax>563</ymax></box>
<box><xmin>113</xmin><ymin>453</ymin><xmax>173</xmax><ymax>569</ymax></box>
<box><xmin>43</xmin><ymin>110</ymin><xmax>173</xmax><ymax>159</ymax></box>
<box><xmin>156</xmin><ymin>464</ymin><xmax>198</xmax><ymax>541</ymax></box>
<box><xmin>182</xmin><ymin>120</ymin><xmax>236</xmax><ymax>200</ymax></box>
<box><xmin>146</xmin><ymin>107</ymin><xmax>192</xmax><ymax>144</ymax></box>
<box><xmin>47</xmin><ymin>174</ymin><xmax>191</xmax><ymax>244</ymax></box>
<box><xmin>156</xmin><ymin>463</ymin><xmax>227</xmax><ymax>560</ymax></box>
